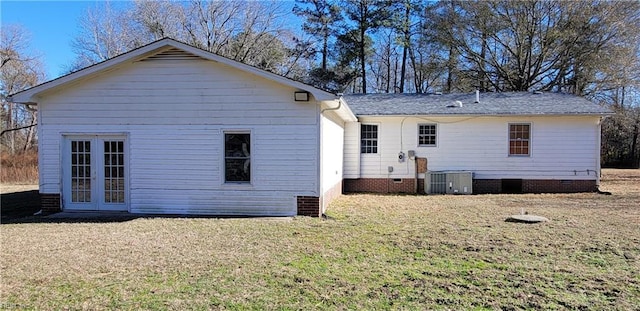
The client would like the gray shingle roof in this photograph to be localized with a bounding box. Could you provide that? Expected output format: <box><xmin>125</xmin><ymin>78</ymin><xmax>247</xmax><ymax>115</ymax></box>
<box><xmin>343</xmin><ymin>92</ymin><xmax>612</xmax><ymax>116</ymax></box>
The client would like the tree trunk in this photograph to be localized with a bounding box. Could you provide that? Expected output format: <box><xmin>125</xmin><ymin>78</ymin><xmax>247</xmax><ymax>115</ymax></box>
<box><xmin>7</xmin><ymin>103</ymin><xmax>15</xmax><ymax>154</ymax></box>
<box><xmin>322</xmin><ymin>33</ymin><xmax>328</xmax><ymax>71</ymax></box>
<box><xmin>360</xmin><ymin>26</ymin><xmax>367</xmax><ymax>94</ymax></box>
<box><xmin>631</xmin><ymin>122</ymin><xmax>639</xmax><ymax>168</ymax></box>
<box><xmin>408</xmin><ymin>43</ymin><xmax>420</xmax><ymax>93</ymax></box>
<box><xmin>23</xmin><ymin>111</ymin><xmax>37</xmax><ymax>152</ymax></box>
<box><xmin>446</xmin><ymin>46</ymin><xmax>455</xmax><ymax>93</ymax></box>
<box><xmin>399</xmin><ymin>4</ymin><xmax>410</xmax><ymax>93</ymax></box>
<box><xmin>385</xmin><ymin>42</ymin><xmax>391</xmax><ymax>93</ymax></box>
<box><xmin>479</xmin><ymin>31</ymin><xmax>487</xmax><ymax>91</ymax></box>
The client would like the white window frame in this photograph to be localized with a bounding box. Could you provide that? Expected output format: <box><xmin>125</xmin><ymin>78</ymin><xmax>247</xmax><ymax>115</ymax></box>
<box><xmin>508</xmin><ymin>123</ymin><xmax>531</xmax><ymax>157</ymax></box>
<box><xmin>223</xmin><ymin>130</ymin><xmax>252</xmax><ymax>184</ymax></box>
<box><xmin>360</xmin><ymin>124</ymin><xmax>379</xmax><ymax>154</ymax></box>
<box><xmin>418</xmin><ymin>123</ymin><xmax>438</xmax><ymax>147</ymax></box>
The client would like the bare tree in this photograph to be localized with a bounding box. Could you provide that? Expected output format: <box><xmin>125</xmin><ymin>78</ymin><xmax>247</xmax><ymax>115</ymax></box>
<box><xmin>70</xmin><ymin>1</ymin><xmax>147</xmax><ymax>70</ymax></box>
<box><xmin>370</xmin><ymin>29</ymin><xmax>399</xmax><ymax>93</ymax></box>
<box><xmin>70</xmin><ymin>1</ymin><xmax>302</xmax><ymax>77</ymax></box>
<box><xmin>428</xmin><ymin>0</ymin><xmax>640</xmax><ymax>95</ymax></box>
<box><xmin>133</xmin><ymin>0</ymin><xmax>184</xmax><ymax>40</ymax></box>
<box><xmin>1</xmin><ymin>24</ymin><xmax>44</xmax><ymax>153</ymax></box>
<box><xmin>390</xmin><ymin>0</ymin><xmax>422</xmax><ymax>93</ymax></box>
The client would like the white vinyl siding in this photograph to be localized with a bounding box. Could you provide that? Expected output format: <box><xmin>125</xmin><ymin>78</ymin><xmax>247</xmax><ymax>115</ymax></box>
<box><xmin>343</xmin><ymin>116</ymin><xmax>601</xmax><ymax>181</ymax></box>
<box><xmin>343</xmin><ymin>122</ymin><xmax>361</xmax><ymax>178</ymax></box>
<box><xmin>38</xmin><ymin>57</ymin><xmax>319</xmax><ymax>216</ymax></box>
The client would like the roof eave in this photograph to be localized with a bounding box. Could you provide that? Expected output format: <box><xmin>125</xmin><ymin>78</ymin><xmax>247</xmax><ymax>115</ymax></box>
<box><xmin>354</xmin><ymin>112</ymin><xmax>612</xmax><ymax>117</ymax></box>
<box><xmin>9</xmin><ymin>39</ymin><xmax>180</xmax><ymax>104</ymax></box>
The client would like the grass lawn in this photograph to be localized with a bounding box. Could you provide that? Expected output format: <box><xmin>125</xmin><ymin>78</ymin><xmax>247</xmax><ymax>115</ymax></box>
<box><xmin>1</xmin><ymin>169</ymin><xmax>639</xmax><ymax>310</ymax></box>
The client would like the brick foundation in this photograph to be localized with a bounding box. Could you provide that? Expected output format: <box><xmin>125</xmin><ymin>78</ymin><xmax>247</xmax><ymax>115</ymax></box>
<box><xmin>346</xmin><ymin>178</ymin><xmax>598</xmax><ymax>195</ymax></box>
<box><xmin>474</xmin><ymin>179</ymin><xmax>598</xmax><ymax>194</ymax></box>
<box><xmin>343</xmin><ymin>178</ymin><xmax>419</xmax><ymax>194</ymax></box>
<box><xmin>522</xmin><ymin>179</ymin><xmax>598</xmax><ymax>193</ymax></box>
<box><xmin>297</xmin><ymin>196</ymin><xmax>320</xmax><ymax>217</ymax></box>
<box><xmin>473</xmin><ymin>180</ymin><xmax>503</xmax><ymax>194</ymax></box>
<box><xmin>40</xmin><ymin>193</ymin><xmax>61</xmax><ymax>212</ymax></box>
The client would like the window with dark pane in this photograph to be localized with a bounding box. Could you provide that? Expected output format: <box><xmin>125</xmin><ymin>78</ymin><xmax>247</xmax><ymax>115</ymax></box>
<box><xmin>509</xmin><ymin>124</ymin><xmax>531</xmax><ymax>156</ymax></box>
<box><xmin>103</xmin><ymin>140</ymin><xmax>125</xmax><ymax>203</ymax></box>
<box><xmin>360</xmin><ymin>124</ymin><xmax>378</xmax><ymax>154</ymax></box>
<box><xmin>418</xmin><ymin>124</ymin><xmax>437</xmax><ymax>146</ymax></box>
<box><xmin>225</xmin><ymin>133</ymin><xmax>251</xmax><ymax>183</ymax></box>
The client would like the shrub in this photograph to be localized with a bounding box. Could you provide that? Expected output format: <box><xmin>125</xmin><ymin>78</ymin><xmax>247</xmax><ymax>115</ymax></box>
<box><xmin>1</xmin><ymin>150</ymin><xmax>38</xmax><ymax>184</ymax></box>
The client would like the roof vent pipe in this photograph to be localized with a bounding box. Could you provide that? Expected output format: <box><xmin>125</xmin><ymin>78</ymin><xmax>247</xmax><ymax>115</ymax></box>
<box><xmin>475</xmin><ymin>90</ymin><xmax>480</xmax><ymax>103</ymax></box>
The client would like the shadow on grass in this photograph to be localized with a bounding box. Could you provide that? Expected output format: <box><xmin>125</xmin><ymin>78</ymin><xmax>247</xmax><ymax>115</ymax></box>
<box><xmin>1</xmin><ymin>190</ymin><xmax>292</xmax><ymax>224</ymax></box>
<box><xmin>1</xmin><ymin>190</ymin><xmax>41</xmax><ymax>223</ymax></box>
<box><xmin>3</xmin><ymin>213</ymin><xmax>148</xmax><ymax>224</ymax></box>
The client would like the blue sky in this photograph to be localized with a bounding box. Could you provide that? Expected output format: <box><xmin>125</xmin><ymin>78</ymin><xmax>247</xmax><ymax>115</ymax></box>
<box><xmin>1</xmin><ymin>1</ymin><xmax>97</xmax><ymax>79</ymax></box>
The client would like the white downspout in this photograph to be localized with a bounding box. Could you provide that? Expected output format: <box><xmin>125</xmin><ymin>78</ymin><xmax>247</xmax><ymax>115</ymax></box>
<box><xmin>321</xmin><ymin>98</ymin><xmax>342</xmax><ymax>113</ymax></box>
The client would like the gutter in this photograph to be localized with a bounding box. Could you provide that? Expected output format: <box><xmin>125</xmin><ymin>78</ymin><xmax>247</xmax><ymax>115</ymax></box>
<box><xmin>6</xmin><ymin>95</ymin><xmax>38</xmax><ymax>106</ymax></box>
<box><xmin>352</xmin><ymin>112</ymin><xmax>613</xmax><ymax>118</ymax></box>
<box><xmin>320</xmin><ymin>97</ymin><xmax>342</xmax><ymax>113</ymax></box>
<box><xmin>320</xmin><ymin>96</ymin><xmax>357</xmax><ymax>122</ymax></box>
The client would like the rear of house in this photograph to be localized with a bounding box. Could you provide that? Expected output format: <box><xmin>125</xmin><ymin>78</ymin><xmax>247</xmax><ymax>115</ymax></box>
<box><xmin>10</xmin><ymin>39</ymin><xmax>355</xmax><ymax>216</ymax></box>
<box><xmin>10</xmin><ymin>39</ymin><xmax>610</xmax><ymax>217</ymax></box>
<box><xmin>342</xmin><ymin>92</ymin><xmax>610</xmax><ymax>194</ymax></box>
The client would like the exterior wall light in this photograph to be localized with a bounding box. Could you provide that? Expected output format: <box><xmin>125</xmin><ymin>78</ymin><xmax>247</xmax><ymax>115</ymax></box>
<box><xmin>294</xmin><ymin>91</ymin><xmax>310</xmax><ymax>101</ymax></box>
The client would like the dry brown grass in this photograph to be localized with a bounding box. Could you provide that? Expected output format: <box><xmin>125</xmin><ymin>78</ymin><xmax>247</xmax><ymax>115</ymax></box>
<box><xmin>0</xmin><ymin>169</ymin><xmax>638</xmax><ymax>309</ymax></box>
<box><xmin>0</xmin><ymin>150</ymin><xmax>38</xmax><ymax>184</ymax></box>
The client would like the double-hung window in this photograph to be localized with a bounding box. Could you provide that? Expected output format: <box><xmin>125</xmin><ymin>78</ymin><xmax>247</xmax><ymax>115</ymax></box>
<box><xmin>509</xmin><ymin>123</ymin><xmax>530</xmax><ymax>156</ymax></box>
<box><xmin>360</xmin><ymin>124</ymin><xmax>378</xmax><ymax>154</ymax></box>
<box><xmin>418</xmin><ymin>124</ymin><xmax>437</xmax><ymax>146</ymax></box>
<box><xmin>225</xmin><ymin>133</ymin><xmax>251</xmax><ymax>182</ymax></box>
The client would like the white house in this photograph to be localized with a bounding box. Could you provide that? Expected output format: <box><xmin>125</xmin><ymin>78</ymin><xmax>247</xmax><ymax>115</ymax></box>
<box><xmin>342</xmin><ymin>92</ymin><xmax>610</xmax><ymax>194</ymax></box>
<box><xmin>10</xmin><ymin>39</ymin><xmax>611</xmax><ymax>217</ymax></box>
<box><xmin>9</xmin><ymin>38</ymin><xmax>355</xmax><ymax>217</ymax></box>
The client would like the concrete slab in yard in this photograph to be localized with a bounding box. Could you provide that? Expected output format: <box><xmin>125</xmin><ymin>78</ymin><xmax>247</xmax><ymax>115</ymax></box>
<box><xmin>505</xmin><ymin>214</ymin><xmax>550</xmax><ymax>223</ymax></box>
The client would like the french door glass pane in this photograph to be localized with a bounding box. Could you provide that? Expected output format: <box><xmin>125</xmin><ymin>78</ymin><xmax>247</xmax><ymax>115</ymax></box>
<box><xmin>104</xmin><ymin>141</ymin><xmax>125</xmax><ymax>203</ymax></box>
<box><xmin>71</xmin><ymin>140</ymin><xmax>91</xmax><ymax>202</ymax></box>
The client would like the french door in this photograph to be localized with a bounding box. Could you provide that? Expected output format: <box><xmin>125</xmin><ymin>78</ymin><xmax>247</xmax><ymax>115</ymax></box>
<box><xmin>62</xmin><ymin>135</ymin><xmax>128</xmax><ymax>211</ymax></box>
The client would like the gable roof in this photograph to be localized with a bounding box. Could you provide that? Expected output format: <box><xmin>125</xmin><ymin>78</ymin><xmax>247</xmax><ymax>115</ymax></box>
<box><xmin>344</xmin><ymin>92</ymin><xmax>612</xmax><ymax>116</ymax></box>
<box><xmin>9</xmin><ymin>38</ymin><xmax>339</xmax><ymax>104</ymax></box>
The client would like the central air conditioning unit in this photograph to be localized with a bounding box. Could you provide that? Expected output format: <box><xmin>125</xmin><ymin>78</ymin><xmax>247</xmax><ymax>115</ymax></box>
<box><xmin>425</xmin><ymin>171</ymin><xmax>473</xmax><ymax>194</ymax></box>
